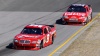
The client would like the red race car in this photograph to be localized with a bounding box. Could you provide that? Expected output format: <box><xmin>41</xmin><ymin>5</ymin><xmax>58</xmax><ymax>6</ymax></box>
<box><xmin>62</xmin><ymin>4</ymin><xmax>92</xmax><ymax>25</ymax></box>
<box><xmin>13</xmin><ymin>24</ymin><xmax>56</xmax><ymax>50</ymax></box>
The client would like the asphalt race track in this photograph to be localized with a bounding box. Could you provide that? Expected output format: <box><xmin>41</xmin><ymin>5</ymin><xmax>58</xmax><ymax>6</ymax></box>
<box><xmin>0</xmin><ymin>0</ymin><xmax>100</xmax><ymax>56</ymax></box>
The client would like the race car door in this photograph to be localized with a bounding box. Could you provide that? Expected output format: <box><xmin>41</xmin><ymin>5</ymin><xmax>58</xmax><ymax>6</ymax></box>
<box><xmin>44</xmin><ymin>27</ymin><xmax>51</xmax><ymax>44</ymax></box>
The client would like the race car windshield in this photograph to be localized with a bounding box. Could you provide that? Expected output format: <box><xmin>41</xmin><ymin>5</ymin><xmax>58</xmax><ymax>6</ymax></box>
<box><xmin>67</xmin><ymin>6</ymin><xmax>86</xmax><ymax>12</ymax></box>
<box><xmin>21</xmin><ymin>28</ymin><xmax>42</xmax><ymax>34</ymax></box>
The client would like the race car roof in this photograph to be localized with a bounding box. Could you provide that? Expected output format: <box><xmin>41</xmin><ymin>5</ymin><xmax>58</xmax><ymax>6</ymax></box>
<box><xmin>25</xmin><ymin>24</ymin><xmax>45</xmax><ymax>28</ymax></box>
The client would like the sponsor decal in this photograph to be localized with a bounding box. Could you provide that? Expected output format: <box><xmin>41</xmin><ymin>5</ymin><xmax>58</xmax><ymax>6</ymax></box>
<box><xmin>18</xmin><ymin>35</ymin><xmax>39</xmax><ymax>38</ymax></box>
<box><xmin>46</xmin><ymin>34</ymin><xmax>50</xmax><ymax>43</ymax></box>
<box><xmin>65</xmin><ymin>12</ymin><xmax>85</xmax><ymax>16</ymax></box>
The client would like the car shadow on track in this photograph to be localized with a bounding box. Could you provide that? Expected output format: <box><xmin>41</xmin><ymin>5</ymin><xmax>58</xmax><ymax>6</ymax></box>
<box><xmin>55</xmin><ymin>18</ymin><xmax>63</xmax><ymax>25</ymax></box>
<box><xmin>6</xmin><ymin>43</ymin><xmax>14</xmax><ymax>49</ymax></box>
<box><xmin>6</xmin><ymin>43</ymin><xmax>43</xmax><ymax>51</ymax></box>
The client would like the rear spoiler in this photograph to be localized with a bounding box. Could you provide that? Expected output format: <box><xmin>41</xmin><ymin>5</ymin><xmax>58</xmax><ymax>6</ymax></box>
<box><xmin>47</xmin><ymin>24</ymin><xmax>55</xmax><ymax>28</ymax></box>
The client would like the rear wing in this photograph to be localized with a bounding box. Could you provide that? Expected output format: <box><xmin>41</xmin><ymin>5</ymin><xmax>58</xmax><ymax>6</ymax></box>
<box><xmin>47</xmin><ymin>24</ymin><xmax>55</xmax><ymax>28</ymax></box>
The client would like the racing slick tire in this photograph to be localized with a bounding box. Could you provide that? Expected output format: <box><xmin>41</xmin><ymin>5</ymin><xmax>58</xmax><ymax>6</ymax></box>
<box><xmin>82</xmin><ymin>17</ymin><xmax>89</xmax><ymax>25</ymax></box>
<box><xmin>61</xmin><ymin>17</ymin><xmax>66</xmax><ymax>25</ymax></box>
<box><xmin>90</xmin><ymin>13</ymin><xmax>93</xmax><ymax>20</ymax></box>
<box><xmin>62</xmin><ymin>21</ymin><xmax>67</xmax><ymax>25</ymax></box>
<box><xmin>62</xmin><ymin>21</ymin><xmax>66</xmax><ymax>25</ymax></box>
<box><xmin>51</xmin><ymin>36</ymin><xmax>54</xmax><ymax>44</ymax></box>
<box><xmin>39</xmin><ymin>40</ymin><xmax>44</xmax><ymax>49</ymax></box>
<box><xmin>13</xmin><ymin>45</ymin><xmax>17</xmax><ymax>49</ymax></box>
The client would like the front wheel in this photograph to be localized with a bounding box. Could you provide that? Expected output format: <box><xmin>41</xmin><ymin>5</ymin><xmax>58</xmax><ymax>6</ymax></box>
<box><xmin>39</xmin><ymin>40</ymin><xmax>44</xmax><ymax>49</ymax></box>
<box><xmin>90</xmin><ymin>13</ymin><xmax>93</xmax><ymax>20</ymax></box>
<box><xmin>51</xmin><ymin>36</ymin><xmax>54</xmax><ymax>44</ymax></box>
<box><xmin>62</xmin><ymin>21</ymin><xmax>67</xmax><ymax>25</ymax></box>
<box><xmin>82</xmin><ymin>17</ymin><xmax>89</xmax><ymax>25</ymax></box>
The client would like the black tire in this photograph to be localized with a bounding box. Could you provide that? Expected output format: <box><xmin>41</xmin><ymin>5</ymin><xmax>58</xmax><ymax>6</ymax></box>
<box><xmin>82</xmin><ymin>17</ymin><xmax>89</xmax><ymax>25</ymax></box>
<box><xmin>91</xmin><ymin>13</ymin><xmax>92</xmax><ymax>20</ymax></box>
<box><xmin>13</xmin><ymin>45</ymin><xmax>17</xmax><ymax>49</ymax></box>
<box><xmin>61</xmin><ymin>17</ymin><xmax>66</xmax><ymax>25</ymax></box>
<box><xmin>62</xmin><ymin>21</ymin><xmax>66</xmax><ymax>25</ymax></box>
<box><xmin>39</xmin><ymin>40</ymin><xmax>44</xmax><ymax>49</ymax></box>
<box><xmin>51</xmin><ymin>36</ymin><xmax>54</xmax><ymax>44</ymax></box>
<box><xmin>86</xmin><ymin>18</ymin><xmax>89</xmax><ymax>23</ymax></box>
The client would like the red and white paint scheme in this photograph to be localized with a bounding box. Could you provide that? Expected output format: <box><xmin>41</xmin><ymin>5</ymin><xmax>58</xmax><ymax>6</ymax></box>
<box><xmin>13</xmin><ymin>24</ymin><xmax>56</xmax><ymax>50</ymax></box>
<box><xmin>62</xmin><ymin>4</ymin><xmax>92</xmax><ymax>25</ymax></box>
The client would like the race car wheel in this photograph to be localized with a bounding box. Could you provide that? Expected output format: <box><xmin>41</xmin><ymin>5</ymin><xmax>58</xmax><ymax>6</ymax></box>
<box><xmin>13</xmin><ymin>45</ymin><xmax>17</xmax><ymax>49</ymax></box>
<box><xmin>82</xmin><ymin>18</ymin><xmax>89</xmax><ymax>25</ymax></box>
<box><xmin>90</xmin><ymin>13</ymin><xmax>93</xmax><ymax>20</ymax></box>
<box><xmin>39</xmin><ymin>40</ymin><xmax>44</xmax><ymax>49</ymax></box>
<box><xmin>51</xmin><ymin>36</ymin><xmax>54</xmax><ymax>44</ymax></box>
<box><xmin>62</xmin><ymin>21</ymin><xmax>66</xmax><ymax>25</ymax></box>
<box><xmin>86</xmin><ymin>18</ymin><xmax>89</xmax><ymax>23</ymax></box>
<box><xmin>12</xmin><ymin>43</ymin><xmax>17</xmax><ymax>49</ymax></box>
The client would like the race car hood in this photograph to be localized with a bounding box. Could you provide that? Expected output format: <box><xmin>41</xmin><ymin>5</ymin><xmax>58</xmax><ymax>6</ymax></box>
<box><xmin>15</xmin><ymin>34</ymin><xmax>43</xmax><ymax>40</ymax></box>
<box><xmin>64</xmin><ymin>12</ymin><xmax>86</xmax><ymax>17</ymax></box>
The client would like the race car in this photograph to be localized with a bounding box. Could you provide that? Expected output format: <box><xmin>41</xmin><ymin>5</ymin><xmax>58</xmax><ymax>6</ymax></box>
<box><xmin>62</xmin><ymin>4</ymin><xmax>92</xmax><ymax>25</ymax></box>
<box><xmin>13</xmin><ymin>24</ymin><xmax>56</xmax><ymax>50</ymax></box>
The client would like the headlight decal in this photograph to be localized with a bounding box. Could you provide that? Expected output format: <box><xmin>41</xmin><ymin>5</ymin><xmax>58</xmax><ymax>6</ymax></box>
<box><xmin>14</xmin><ymin>39</ymin><xmax>18</xmax><ymax>43</ymax></box>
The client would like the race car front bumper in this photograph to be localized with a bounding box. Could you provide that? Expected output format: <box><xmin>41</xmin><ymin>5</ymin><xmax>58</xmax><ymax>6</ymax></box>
<box><xmin>62</xmin><ymin>18</ymin><xmax>86</xmax><ymax>23</ymax></box>
<box><xmin>13</xmin><ymin>42</ymin><xmax>40</xmax><ymax>50</ymax></box>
